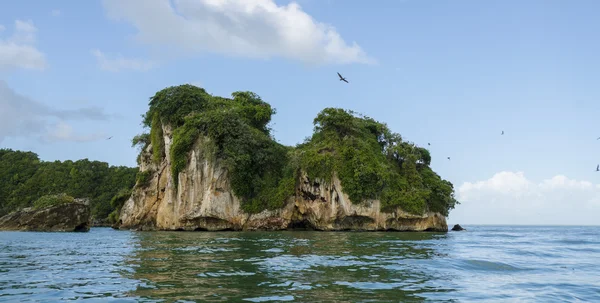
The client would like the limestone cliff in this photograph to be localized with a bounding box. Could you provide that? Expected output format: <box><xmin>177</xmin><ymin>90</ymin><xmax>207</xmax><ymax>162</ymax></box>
<box><xmin>116</xmin><ymin>125</ymin><xmax>447</xmax><ymax>232</ymax></box>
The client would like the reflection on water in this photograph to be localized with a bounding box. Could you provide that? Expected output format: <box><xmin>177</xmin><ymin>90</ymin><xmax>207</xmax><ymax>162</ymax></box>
<box><xmin>1</xmin><ymin>226</ymin><xmax>600</xmax><ymax>302</ymax></box>
<box><xmin>124</xmin><ymin>231</ymin><xmax>453</xmax><ymax>302</ymax></box>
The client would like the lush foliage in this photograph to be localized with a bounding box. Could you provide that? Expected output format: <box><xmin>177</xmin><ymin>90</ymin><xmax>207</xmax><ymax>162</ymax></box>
<box><xmin>33</xmin><ymin>193</ymin><xmax>75</xmax><ymax>209</ymax></box>
<box><xmin>297</xmin><ymin>108</ymin><xmax>458</xmax><ymax>215</ymax></box>
<box><xmin>135</xmin><ymin>170</ymin><xmax>153</xmax><ymax>188</ymax></box>
<box><xmin>142</xmin><ymin>84</ymin><xmax>213</xmax><ymax>128</ymax></box>
<box><xmin>0</xmin><ymin>149</ymin><xmax>137</xmax><ymax>219</ymax></box>
<box><xmin>142</xmin><ymin>85</ymin><xmax>293</xmax><ymax>213</ymax></box>
<box><xmin>131</xmin><ymin>133</ymin><xmax>151</xmax><ymax>149</ymax></box>
<box><xmin>150</xmin><ymin>113</ymin><xmax>165</xmax><ymax>164</ymax></box>
<box><xmin>136</xmin><ymin>85</ymin><xmax>458</xmax><ymax>216</ymax></box>
<box><xmin>107</xmin><ymin>188</ymin><xmax>132</xmax><ymax>224</ymax></box>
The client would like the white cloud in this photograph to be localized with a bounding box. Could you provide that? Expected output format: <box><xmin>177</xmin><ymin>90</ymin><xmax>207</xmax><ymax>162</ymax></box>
<box><xmin>451</xmin><ymin>171</ymin><xmax>600</xmax><ymax>225</ymax></box>
<box><xmin>51</xmin><ymin>9</ymin><xmax>61</xmax><ymax>17</ymax></box>
<box><xmin>0</xmin><ymin>20</ymin><xmax>47</xmax><ymax>71</ymax></box>
<box><xmin>101</xmin><ymin>0</ymin><xmax>374</xmax><ymax>65</ymax></box>
<box><xmin>45</xmin><ymin>121</ymin><xmax>106</xmax><ymax>143</ymax></box>
<box><xmin>0</xmin><ymin>80</ymin><xmax>110</xmax><ymax>143</ymax></box>
<box><xmin>91</xmin><ymin>49</ymin><xmax>156</xmax><ymax>72</ymax></box>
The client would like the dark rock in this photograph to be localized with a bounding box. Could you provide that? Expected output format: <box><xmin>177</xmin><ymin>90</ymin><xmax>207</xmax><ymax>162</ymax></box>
<box><xmin>0</xmin><ymin>202</ymin><xmax>91</xmax><ymax>232</ymax></box>
<box><xmin>451</xmin><ymin>224</ymin><xmax>466</xmax><ymax>231</ymax></box>
<box><xmin>92</xmin><ymin>218</ymin><xmax>112</xmax><ymax>227</ymax></box>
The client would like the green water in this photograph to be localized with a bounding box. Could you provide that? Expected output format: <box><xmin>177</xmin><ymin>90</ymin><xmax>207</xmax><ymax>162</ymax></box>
<box><xmin>1</xmin><ymin>226</ymin><xmax>600</xmax><ymax>302</ymax></box>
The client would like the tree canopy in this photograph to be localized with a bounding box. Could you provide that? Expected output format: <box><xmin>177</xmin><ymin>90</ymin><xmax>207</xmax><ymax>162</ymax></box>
<box><xmin>139</xmin><ymin>85</ymin><xmax>459</xmax><ymax>216</ymax></box>
<box><xmin>0</xmin><ymin>149</ymin><xmax>137</xmax><ymax>220</ymax></box>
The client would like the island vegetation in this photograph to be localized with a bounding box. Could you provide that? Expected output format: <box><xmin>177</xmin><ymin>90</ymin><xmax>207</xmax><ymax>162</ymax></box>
<box><xmin>133</xmin><ymin>84</ymin><xmax>459</xmax><ymax>216</ymax></box>
<box><xmin>0</xmin><ymin>149</ymin><xmax>137</xmax><ymax>222</ymax></box>
<box><xmin>33</xmin><ymin>193</ymin><xmax>76</xmax><ymax>209</ymax></box>
<box><xmin>0</xmin><ymin>84</ymin><xmax>458</xmax><ymax>226</ymax></box>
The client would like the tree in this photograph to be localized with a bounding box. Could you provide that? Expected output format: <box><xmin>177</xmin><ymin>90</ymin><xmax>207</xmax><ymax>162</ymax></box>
<box><xmin>0</xmin><ymin>149</ymin><xmax>137</xmax><ymax>219</ymax></box>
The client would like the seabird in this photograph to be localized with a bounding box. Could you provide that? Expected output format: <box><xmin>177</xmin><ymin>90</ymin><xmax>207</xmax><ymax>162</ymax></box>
<box><xmin>337</xmin><ymin>72</ymin><xmax>349</xmax><ymax>83</ymax></box>
<box><xmin>107</xmin><ymin>136</ymin><xmax>113</xmax><ymax>140</ymax></box>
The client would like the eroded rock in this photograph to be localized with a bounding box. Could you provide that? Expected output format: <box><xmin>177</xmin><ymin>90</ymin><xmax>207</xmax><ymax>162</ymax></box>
<box><xmin>116</xmin><ymin>130</ymin><xmax>448</xmax><ymax>232</ymax></box>
<box><xmin>0</xmin><ymin>201</ymin><xmax>91</xmax><ymax>232</ymax></box>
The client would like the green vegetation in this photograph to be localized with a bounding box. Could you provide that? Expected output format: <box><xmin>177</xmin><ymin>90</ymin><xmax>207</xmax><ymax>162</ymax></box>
<box><xmin>132</xmin><ymin>133</ymin><xmax>151</xmax><ymax>165</ymax></box>
<box><xmin>132</xmin><ymin>133</ymin><xmax>151</xmax><ymax>151</ymax></box>
<box><xmin>137</xmin><ymin>84</ymin><xmax>458</xmax><ymax>216</ymax></box>
<box><xmin>150</xmin><ymin>113</ymin><xmax>165</xmax><ymax>164</ymax></box>
<box><xmin>135</xmin><ymin>170</ymin><xmax>153</xmax><ymax>188</ymax></box>
<box><xmin>0</xmin><ymin>149</ymin><xmax>137</xmax><ymax>219</ymax></box>
<box><xmin>107</xmin><ymin>188</ymin><xmax>132</xmax><ymax>224</ymax></box>
<box><xmin>33</xmin><ymin>194</ymin><xmax>75</xmax><ymax>209</ymax></box>
<box><xmin>142</xmin><ymin>85</ymin><xmax>293</xmax><ymax>213</ymax></box>
<box><xmin>296</xmin><ymin>108</ymin><xmax>458</xmax><ymax>215</ymax></box>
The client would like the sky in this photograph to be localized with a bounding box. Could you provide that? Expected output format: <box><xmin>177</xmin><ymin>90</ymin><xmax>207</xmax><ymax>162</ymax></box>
<box><xmin>1</xmin><ymin>0</ymin><xmax>599</xmax><ymax>225</ymax></box>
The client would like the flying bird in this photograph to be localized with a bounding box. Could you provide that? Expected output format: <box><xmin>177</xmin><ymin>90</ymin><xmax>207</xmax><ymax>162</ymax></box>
<box><xmin>106</xmin><ymin>136</ymin><xmax>113</xmax><ymax>140</ymax></box>
<box><xmin>597</xmin><ymin>137</ymin><xmax>600</xmax><ymax>140</ymax></box>
<box><xmin>337</xmin><ymin>72</ymin><xmax>349</xmax><ymax>83</ymax></box>
<box><xmin>597</xmin><ymin>164</ymin><xmax>599</xmax><ymax>172</ymax></box>
<box><xmin>501</xmin><ymin>131</ymin><xmax>504</xmax><ymax>135</ymax></box>
<box><xmin>447</xmin><ymin>157</ymin><xmax>451</xmax><ymax>160</ymax></box>
<box><xmin>428</xmin><ymin>143</ymin><xmax>431</xmax><ymax>146</ymax></box>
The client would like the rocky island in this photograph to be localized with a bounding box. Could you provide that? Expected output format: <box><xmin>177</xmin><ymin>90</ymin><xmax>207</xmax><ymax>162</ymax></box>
<box><xmin>0</xmin><ymin>149</ymin><xmax>137</xmax><ymax>227</ymax></box>
<box><xmin>0</xmin><ymin>194</ymin><xmax>91</xmax><ymax>232</ymax></box>
<box><xmin>113</xmin><ymin>85</ymin><xmax>459</xmax><ymax>232</ymax></box>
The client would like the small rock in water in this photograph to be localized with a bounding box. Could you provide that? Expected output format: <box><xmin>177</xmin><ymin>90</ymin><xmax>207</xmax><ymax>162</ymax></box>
<box><xmin>451</xmin><ymin>224</ymin><xmax>466</xmax><ymax>231</ymax></box>
<box><xmin>0</xmin><ymin>198</ymin><xmax>90</xmax><ymax>232</ymax></box>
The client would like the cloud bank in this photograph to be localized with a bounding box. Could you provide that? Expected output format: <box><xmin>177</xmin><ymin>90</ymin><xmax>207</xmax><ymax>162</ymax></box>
<box><xmin>0</xmin><ymin>20</ymin><xmax>47</xmax><ymax>71</ymax></box>
<box><xmin>452</xmin><ymin>171</ymin><xmax>600</xmax><ymax>225</ymax></box>
<box><xmin>101</xmin><ymin>0</ymin><xmax>374</xmax><ymax>65</ymax></box>
<box><xmin>0</xmin><ymin>80</ymin><xmax>110</xmax><ymax>143</ymax></box>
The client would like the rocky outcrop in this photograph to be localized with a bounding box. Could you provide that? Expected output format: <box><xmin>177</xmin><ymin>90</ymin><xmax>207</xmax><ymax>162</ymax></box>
<box><xmin>92</xmin><ymin>218</ymin><xmax>112</xmax><ymax>227</ymax></box>
<box><xmin>451</xmin><ymin>224</ymin><xmax>466</xmax><ymax>231</ymax></box>
<box><xmin>0</xmin><ymin>199</ymin><xmax>91</xmax><ymax>232</ymax></box>
<box><xmin>116</xmin><ymin>127</ymin><xmax>448</xmax><ymax>232</ymax></box>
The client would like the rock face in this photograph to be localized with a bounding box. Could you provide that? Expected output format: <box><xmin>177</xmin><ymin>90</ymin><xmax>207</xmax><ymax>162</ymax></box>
<box><xmin>92</xmin><ymin>218</ymin><xmax>112</xmax><ymax>227</ymax></box>
<box><xmin>117</xmin><ymin>127</ymin><xmax>448</xmax><ymax>232</ymax></box>
<box><xmin>451</xmin><ymin>224</ymin><xmax>466</xmax><ymax>231</ymax></box>
<box><xmin>0</xmin><ymin>200</ymin><xmax>91</xmax><ymax>232</ymax></box>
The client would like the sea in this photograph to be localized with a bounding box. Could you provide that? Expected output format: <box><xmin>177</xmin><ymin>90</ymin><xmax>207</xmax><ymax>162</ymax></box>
<box><xmin>0</xmin><ymin>226</ymin><xmax>599</xmax><ymax>302</ymax></box>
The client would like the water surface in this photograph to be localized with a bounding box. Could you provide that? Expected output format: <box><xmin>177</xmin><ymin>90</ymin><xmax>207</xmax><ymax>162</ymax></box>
<box><xmin>1</xmin><ymin>226</ymin><xmax>599</xmax><ymax>302</ymax></box>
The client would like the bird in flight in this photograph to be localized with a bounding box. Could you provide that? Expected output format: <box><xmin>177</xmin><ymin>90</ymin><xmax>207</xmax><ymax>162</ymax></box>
<box><xmin>107</xmin><ymin>136</ymin><xmax>113</xmax><ymax>140</ymax></box>
<box><xmin>597</xmin><ymin>137</ymin><xmax>600</xmax><ymax>140</ymax></box>
<box><xmin>597</xmin><ymin>164</ymin><xmax>599</xmax><ymax>172</ymax></box>
<box><xmin>428</xmin><ymin>143</ymin><xmax>431</xmax><ymax>146</ymax></box>
<box><xmin>447</xmin><ymin>157</ymin><xmax>451</xmax><ymax>160</ymax></box>
<box><xmin>501</xmin><ymin>131</ymin><xmax>504</xmax><ymax>135</ymax></box>
<box><xmin>337</xmin><ymin>72</ymin><xmax>349</xmax><ymax>83</ymax></box>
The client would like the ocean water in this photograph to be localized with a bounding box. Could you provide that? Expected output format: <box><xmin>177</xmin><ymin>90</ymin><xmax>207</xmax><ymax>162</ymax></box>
<box><xmin>0</xmin><ymin>226</ymin><xmax>599</xmax><ymax>302</ymax></box>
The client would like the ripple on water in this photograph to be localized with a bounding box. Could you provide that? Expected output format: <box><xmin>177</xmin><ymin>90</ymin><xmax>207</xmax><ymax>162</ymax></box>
<box><xmin>256</xmin><ymin>254</ymin><xmax>371</xmax><ymax>272</ymax></box>
<box><xmin>334</xmin><ymin>281</ymin><xmax>407</xmax><ymax>290</ymax></box>
<box><xmin>2</xmin><ymin>226</ymin><xmax>600</xmax><ymax>302</ymax></box>
<box><xmin>262</xmin><ymin>248</ymin><xmax>284</xmax><ymax>253</ymax></box>
<box><xmin>198</xmin><ymin>270</ymin><xmax>256</xmax><ymax>277</ymax></box>
<box><xmin>453</xmin><ymin>259</ymin><xmax>529</xmax><ymax>272</ymax></box>
<box><xmin>243</xmin><ymin>295</ymin><xmax>295</xmax><ymax>302</ymax></box>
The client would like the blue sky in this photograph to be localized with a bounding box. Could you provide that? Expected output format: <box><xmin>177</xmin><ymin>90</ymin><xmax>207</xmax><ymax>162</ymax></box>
<box><xmin>1</xmin><ymin>0</ymin><xmax>599</xmax><ymax>224</ymax></box>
